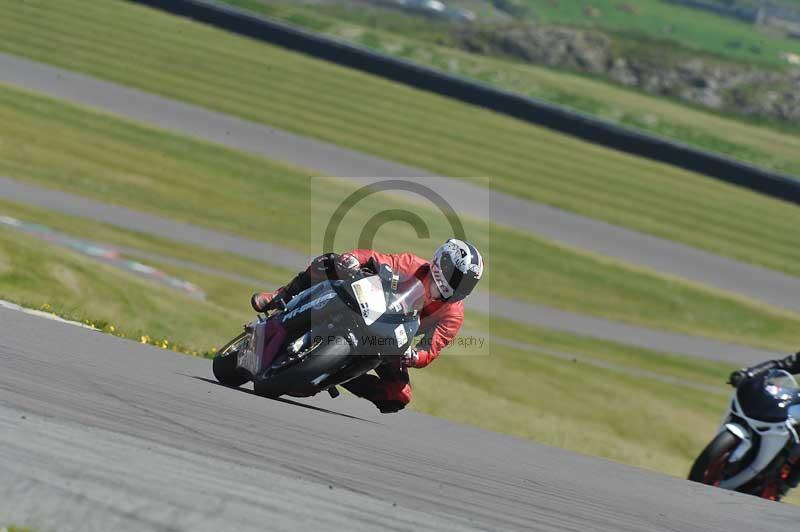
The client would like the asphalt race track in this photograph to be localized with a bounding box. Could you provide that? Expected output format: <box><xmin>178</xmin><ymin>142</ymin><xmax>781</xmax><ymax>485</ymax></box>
<box><xmin>4</xmin><ymin>52</ymin><xmax>800</xmax><ymax>314</ymax></box>
<box><xmin>1</xmin><ymin>307</ymin><xmax>799</xmax><ymax>532</ymax></box>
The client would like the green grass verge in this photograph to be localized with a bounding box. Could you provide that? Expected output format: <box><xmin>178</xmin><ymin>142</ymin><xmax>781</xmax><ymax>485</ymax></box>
<box><xmin>2</xmin><ymin>0</ymin><xmax>799</xmax><ymax>284</ymax></box>
<box><xmin>486</xmin><ymin>315</ymin><xmax>734</xmax><ymax>388</ymax></box>
<box><xmin>518</xmin><ymin>0</ymin><xmax>800</xmax><ymax>67</ymax></box>
<box><xmin>5</xmin><ymin>85</ymin><xmax>800</xmax><ymax>351</ymax></box>
<box><xmin>0</xmin><ymin>226</ymin><xmax>242</xmax><ymax>353</ymax></box>
<box><xmin>224</xmin><ymin>0</ymin><xmax>800</xmax><ymax>68</ymax></box>
<box><xmin>0</xmin><ymin>199</ymin><xmax>294</xmax><ymax>287</ymax></box>
<box><xmin>0</xmin><ymin>202</ymin><xmax>294</xmax><ymax>354</ymax></box>
<box><xmin>220</xmin><ymin>0</ymin><xmax>800</xmax><ymax>177</ymax></box>
<box><xmin>412</xmin><ymin>338</ymin><xmax>727</xmax><ymax>477</ymax></box>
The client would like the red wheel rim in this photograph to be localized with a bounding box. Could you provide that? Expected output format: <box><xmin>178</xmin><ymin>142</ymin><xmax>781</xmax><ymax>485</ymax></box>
<box><xmin>704</xmin><ymin>449</ymin><xmax>734</xmax><ymax>487</ymax></box>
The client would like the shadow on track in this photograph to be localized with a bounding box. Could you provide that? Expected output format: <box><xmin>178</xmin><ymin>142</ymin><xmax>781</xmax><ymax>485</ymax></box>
<box><xmin>185</xmin><ymin>375</ymin><xmax>383</xmax><ymax>424</ymax></box>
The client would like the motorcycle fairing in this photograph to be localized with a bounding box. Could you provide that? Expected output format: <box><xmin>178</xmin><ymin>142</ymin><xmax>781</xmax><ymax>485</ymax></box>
<box><xmin>235</xmin><ymin>317</ymin><xmax>267</xmax><ymax>376</ymax></box>
<box><xmin>281</xmin><ymin>281</ymin><xmax>339</xmax><ymax>324</ymax></box>
<box><xmin>737</xmin><ymin>375</ymin><xmax>800</xmax><ymax>422</ymax></box>
<box><xmin>718</xmin><ymin>392</ymin><xmax>793</xmax><ymax>489</ymax></box>
<box><xmin>351</xmin><ymin>276</ymin><xmax>387</xmax><ymax>326</ymax></box>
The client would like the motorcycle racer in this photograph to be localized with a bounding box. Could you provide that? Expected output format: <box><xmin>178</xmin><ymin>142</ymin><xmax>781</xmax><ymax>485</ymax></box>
<box><xmin>251</xmin><ymin>239</ymin><xmax>484</xmax><ymax>413</ymax></box>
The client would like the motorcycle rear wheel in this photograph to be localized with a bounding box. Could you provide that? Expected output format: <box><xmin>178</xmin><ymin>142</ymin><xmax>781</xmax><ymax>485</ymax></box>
<box><xmin>253</xmin><ymin>336</ymin><xmax>351</xmax><ymax>399</ymax></box>
<box><xmin>688</xmin><ymin>430</ymin><xmax>740</xmax><ymax>486</ymax></box>
<box><xmin>212</xmin><ymin>332</ymin><xmax>250</xmax><ymax>387</ymax></box>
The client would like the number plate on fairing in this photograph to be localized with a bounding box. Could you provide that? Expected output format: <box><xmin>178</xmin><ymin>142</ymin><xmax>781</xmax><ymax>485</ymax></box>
<box><xmin>236</xmin><ymin>320</ymin><xmax>267</xmax><ymax>375</ymax></box>
<box><xmin>351</xmin><ymin>276</ymin><xmax>387</xmax><ymax>326</ymax></box>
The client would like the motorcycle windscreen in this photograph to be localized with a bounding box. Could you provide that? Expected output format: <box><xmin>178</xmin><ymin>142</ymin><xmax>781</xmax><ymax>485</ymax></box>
<box><xmin>738</xmin><ymin>369</ymin><xmax>800</xmax><ymax>422</ymax></box>
<box><xmin>351</xmin><ymin>275</ymin><xmax>425</xmax><ymax>324</ymax></box>
<box><xmin>373</xmin><ymin>276</ymin><xmax>424</xmax><ymax>354</ymax></box>
<box><xmin>387</xmin><ymin>277</ymin><xmax>425</xmax><ymax>318</ymax></box>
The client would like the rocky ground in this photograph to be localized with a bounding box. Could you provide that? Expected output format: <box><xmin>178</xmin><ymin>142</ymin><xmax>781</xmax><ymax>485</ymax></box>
<box><xmin>451</xmin><ymin>22</ymin><xmax>800</xmax><ymax>124</ymax></box>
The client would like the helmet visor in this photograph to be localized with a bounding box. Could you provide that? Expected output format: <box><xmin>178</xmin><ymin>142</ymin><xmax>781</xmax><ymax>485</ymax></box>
<box><xmin>430</xmin><ymin>262</ymin><xmax>454</xmax><ymax>299</ymax></box>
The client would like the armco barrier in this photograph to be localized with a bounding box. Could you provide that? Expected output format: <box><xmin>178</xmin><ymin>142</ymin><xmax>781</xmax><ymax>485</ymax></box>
<box><xmin>129</xmin><ymin>0</ymin><xmax>800</xmax><ymax>205</ymax></box>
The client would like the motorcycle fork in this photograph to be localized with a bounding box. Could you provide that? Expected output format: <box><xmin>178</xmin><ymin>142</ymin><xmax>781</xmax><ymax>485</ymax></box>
<box><xmin>751</xmin><ymin>446</ymin><xmax>800</xmax><ymax>500</ymax></box>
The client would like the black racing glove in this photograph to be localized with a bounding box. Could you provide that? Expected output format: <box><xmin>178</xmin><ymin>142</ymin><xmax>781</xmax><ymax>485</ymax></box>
<box><xmin>778</xmin><ymin>352</ymin><xmax>800</xmax><ymax>374</ymax></box>
<box><xmin>308</xmin><ymin>252</ymin><xmax>362</xmax><ymax>283</ymax></box>
<box><xmin>727</xmin><ymin>353</ymin><xmax>800</xmax><ymax>388</ymax></box>
<box><xmin>727</xmin><ymin>369</ymin><xmax>751</xmax><ymax>388</ymax></box>
<box><xmin>334</xmin><ymin>252</ymin><xmax>361</xmax><ymax>280</ymax></box>
<box><xmin>402</xmin><ymin>348</ymin><xmax>419</xmax><ymax>368</ymax></box>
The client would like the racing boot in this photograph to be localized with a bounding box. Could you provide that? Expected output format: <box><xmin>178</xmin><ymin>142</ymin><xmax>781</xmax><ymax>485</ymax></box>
<box><xmin>341</xmin><ymin>367</ymin><xmax>410</xmax><ymax>414</ymax></box>
<box><xmin>251</xmin><ymin>287</ymin><xmax>287</xmax><ymax>313</ymax></box>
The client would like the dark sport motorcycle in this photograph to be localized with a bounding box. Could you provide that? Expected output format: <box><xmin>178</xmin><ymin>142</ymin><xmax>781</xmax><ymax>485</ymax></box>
<box><xmin>212</xmin><ymin>264</ymin><xmax>423</xmax><ymax>399</ymax></box>
<box><xmin>688</xmin><ymin>369</ymin><xmax>800</xmax><ymax>501</ymax></box>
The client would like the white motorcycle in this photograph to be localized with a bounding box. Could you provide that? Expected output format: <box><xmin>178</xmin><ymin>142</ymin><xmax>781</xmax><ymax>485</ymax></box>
<box><xmin>689</xmin><ymin>369</ymin><xmax>800</xmax><ymax>501</ymax></box>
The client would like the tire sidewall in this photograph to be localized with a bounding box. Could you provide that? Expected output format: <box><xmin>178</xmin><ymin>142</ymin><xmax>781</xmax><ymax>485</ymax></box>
<box><xmin>212</xmin><ymin>332</ymin><xmax>250</xmax><ymax>387</ymax></box>
<box><xmin>688</xmin><ymin>430</ymin><xmax>742</xmax><ymax>484</ymax></box>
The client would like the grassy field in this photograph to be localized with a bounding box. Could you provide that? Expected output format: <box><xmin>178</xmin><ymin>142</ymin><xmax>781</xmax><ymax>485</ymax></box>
<box><xmin>0</xmin><ymin>227</ymin><xmax>245</xmax><ymax>352</ymax></box>
<box><xmin>220</xmin><ymin>0</ymin><xmax>800</xmax><ymax>177</ymax></box>
<box><xmin>0</xmin><ymin>199</ymin><xmax>295</xmax><ymax>287</ymax></box>
<box><xmin>226</xmin><ymin>0</ymin><xmax>800</xmax><ymax>67</ymax></box>
<box><xmin>2</xmin><ymin>0</ymin><xmax>800</xmax><ymax>284</ymax></box>
<box><xmin>412</xmin><ymin>338</ymin><xmax>728</xmax><ymax>477</ymax></box>
<box><xmin>6</xmin><ymin>84</ymin><xmax>800</xmax><ymax>351</ymax></box>
<box><xmin>518</xmin><ymin>0</ymin><xmax>800</xmax><ymax>66</ymax></box>
<box><xmin>487</xmin><ymin>316</ymin><xmax>733</xmax><ymax>387</ymax></box>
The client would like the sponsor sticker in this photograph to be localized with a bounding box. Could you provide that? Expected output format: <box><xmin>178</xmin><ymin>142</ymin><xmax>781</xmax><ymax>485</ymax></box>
<box><xmin>394</xmin><ymin>324</ymin><xmax>408</xmax><ymax>348</ymax></box>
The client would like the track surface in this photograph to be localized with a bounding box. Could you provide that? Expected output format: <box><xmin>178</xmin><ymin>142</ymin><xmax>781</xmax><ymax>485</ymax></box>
<box><xmin>3</xmin><ymin>53</ymin><xmax>800</xmax><ymax>314</ymax></box>
<box><xmin>0</xmin><ymin>176</ymin><xmax>782</xmax><ymax>365</ymax></box>
<box><xmin>1</xmin><ymin>307</ymin><xmax>799</xmax><ymax>532</ymax></box>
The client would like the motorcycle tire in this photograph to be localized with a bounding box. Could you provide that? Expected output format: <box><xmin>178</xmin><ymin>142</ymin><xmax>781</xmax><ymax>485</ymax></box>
<box><xmin>688</xmin><ymin>430</ymin><xmax>741</xmax><ymax>486</ymax></box>
<box><xmin>212</xmin><ymin>332</ymin><xmax>250</xmax><ymax>387</ymax></box>
<box><xmin>253</xmin><ymin>336</ymin><xmax>351</xmax><ymax>399</ymax></box>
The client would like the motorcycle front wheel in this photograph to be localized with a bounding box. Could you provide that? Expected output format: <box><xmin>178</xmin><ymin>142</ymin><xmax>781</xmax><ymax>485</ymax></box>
<box><xmin>688</xmin><ymin>430</ymin><xmax>741</xmax><ymax>486</ymax></box>
<box><xmin>212</xmin><ymin>332</ymin><xmax>250</xmax><ymax>387</ymax></box>
<box><xmin>253</xmin><ymin>336</ymin><xmax>351</xmax><ymax>399</ymax></box>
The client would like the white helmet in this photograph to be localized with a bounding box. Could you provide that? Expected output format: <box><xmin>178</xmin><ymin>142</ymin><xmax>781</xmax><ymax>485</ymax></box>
<box><xmin>430</xmin><ymin>239</ymin><xmax>484</xmax><ymax>302</ymax></box>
